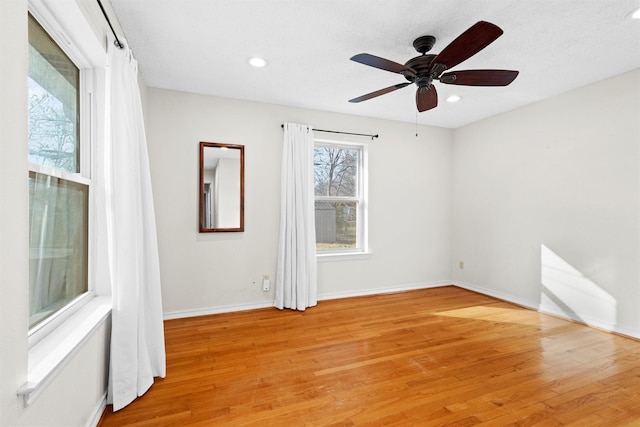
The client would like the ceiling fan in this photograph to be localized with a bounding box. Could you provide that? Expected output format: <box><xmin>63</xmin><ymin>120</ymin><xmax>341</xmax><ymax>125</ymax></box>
<box><xmin>349</xmin><ymin>21</ymin><xmax>519</xmax><ymax>112</ymax></box>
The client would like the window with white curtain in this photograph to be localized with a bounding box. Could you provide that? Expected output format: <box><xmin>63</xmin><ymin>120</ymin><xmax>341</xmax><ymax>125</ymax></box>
<box><xmin>314</xmin><ymin>140</ymin><xmax>368</xmax><ymax>255</ymax></box>
<box><xmin>27</xmin><ymin>13</ymin><xmax>90</xmax><ymax>332</ymax></box>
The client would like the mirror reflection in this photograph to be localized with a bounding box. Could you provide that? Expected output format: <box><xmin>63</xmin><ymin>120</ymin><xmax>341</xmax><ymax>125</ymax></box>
<box><xmin>199</xmin><ymin>142</ymin><xmax>244</xmax><ymax>232</ymax></box>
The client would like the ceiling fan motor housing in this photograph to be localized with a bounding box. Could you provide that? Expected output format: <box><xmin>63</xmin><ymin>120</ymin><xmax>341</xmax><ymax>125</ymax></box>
<box><xmin>404</xmin><ymin>54</ymin><xmax>437</xmax><ymax>86</ymax></box>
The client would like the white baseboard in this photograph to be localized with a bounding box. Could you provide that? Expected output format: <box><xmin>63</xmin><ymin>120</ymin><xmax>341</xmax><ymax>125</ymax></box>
<box><xmin>163</xmin><ymin>281</ymin><xmax>452</xmax><ymax>320</ymax></box>
<box><xmin>318</xmin><ymin>280</ymin><xmax>453</xmax><ymax>301</ymax></box>
<box><xmin>452</xmin><ymin>280</ymin><xmax>640</xmax><ymax>340</ymax></box>
<box><xmin>163</xmin><ymin>301</ymin><xmax>275</xmax><ymax>320</ymax></box>
<box><xmin>87</xmin><ymin>392</ymin><xmax>107</xmax><ymax>427</ymax></box>
<box><xmin>163</xmin><ymin>280</ymin><xmax>639</xmax><ymax>340</ymax></box>
<box><xmin>451</xmin><ymin>280</ymin><xmax>539</xmax><ymax>310</ymax></box>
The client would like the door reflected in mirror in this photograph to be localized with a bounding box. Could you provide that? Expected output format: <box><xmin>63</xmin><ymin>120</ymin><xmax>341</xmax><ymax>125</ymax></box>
<box><xmin>199</xmin><ymin>142</ymin><xmax>244</xmax><ymax>232</ymax></box>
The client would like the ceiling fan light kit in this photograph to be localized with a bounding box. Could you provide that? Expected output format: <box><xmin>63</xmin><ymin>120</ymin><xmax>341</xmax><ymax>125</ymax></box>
<box><xmin>349</xmin><ymin>21</ymin><xmax>519</xmax><ymax>112</ymax></box>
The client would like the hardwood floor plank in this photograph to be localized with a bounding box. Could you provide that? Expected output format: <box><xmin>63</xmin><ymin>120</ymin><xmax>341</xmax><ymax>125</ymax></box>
<box><xmin>98</xmin><ymin>287</ymin><xmax>640</xmax><ymax>426</ymax></box>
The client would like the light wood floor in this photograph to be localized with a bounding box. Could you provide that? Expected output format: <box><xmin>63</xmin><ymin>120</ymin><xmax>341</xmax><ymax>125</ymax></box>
<box><xmin>98</xmin><ymin>286</ymin><xmax>640</xmax><ymax>426</ymax></box>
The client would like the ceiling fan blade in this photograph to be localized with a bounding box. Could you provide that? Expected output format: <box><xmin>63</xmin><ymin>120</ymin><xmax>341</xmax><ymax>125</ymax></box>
<box><xmin>439</xmin><ymin>70</ymin><xmax>519</xmax><ymax>86</ymax></box>
<box><xmin>349</xmin><ymin>82</ymin><xmax>411</xmax><ymax>103</ymax></box>
<box><xmin>351</xmin><ymin>53</ymin><xmax>416</xmax><ymax>76</ymax></box>
<box><xmin>431</xmin><ymin>21</ymin><xmax>503</xmax><ymax>72</ymax></box>
<box><xmin>416</xmin><ymin>85</ymin><xmax>438</xmax><ymax>112</ymax></box>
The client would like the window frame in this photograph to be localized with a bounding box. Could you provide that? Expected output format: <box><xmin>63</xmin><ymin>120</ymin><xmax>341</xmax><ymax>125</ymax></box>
<box><xmin>18</xmin><ymin>0</ymin><xmax>112</xmax><ymax>408</ymax></box>
<box><xmin>27</xmin><ymin>6</ymin><xmax>95</xmax><ymax>347</ymax></box>
<box><xmin>314</xmin><ymin>138</ymin><xmax>369</xmax><ymax>259</ymax></box>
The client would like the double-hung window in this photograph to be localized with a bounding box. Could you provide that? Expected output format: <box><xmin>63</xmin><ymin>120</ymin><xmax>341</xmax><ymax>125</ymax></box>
<box><xmin>27</xmin><ymin>13</ymin><xmax>90</xmax><ymax>335</ymax></box>
<box><xmin>313</xmin><ymin>140</ymin><xmax>368</xmax><ymax>255</ymax></box>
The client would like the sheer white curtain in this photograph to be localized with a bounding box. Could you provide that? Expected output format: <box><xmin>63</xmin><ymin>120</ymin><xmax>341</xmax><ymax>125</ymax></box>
<box><xmin>100</xmin><ymin>42</ymin><xmax>166</xmax><ymax>411</ymax></box>
<box><xmin>275</xmin><ymin>123</ymin><xmax>317</xmax><ymax>311</ymax></box>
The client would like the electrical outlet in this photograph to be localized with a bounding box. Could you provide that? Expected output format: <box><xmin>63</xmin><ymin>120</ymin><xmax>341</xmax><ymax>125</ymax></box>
<box><xmin>262</xmin><ymin>274</ymin><xmax>270</xmax><ymax>291</ymax></box>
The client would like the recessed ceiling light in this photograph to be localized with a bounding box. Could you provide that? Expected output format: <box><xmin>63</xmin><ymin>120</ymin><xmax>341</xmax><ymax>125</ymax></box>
<box><xmin>248</xmin><ymin>57</ymin><xmax>267</xmax><ymax>68</ymax></box>
<box><xmin>446</xmin><ymin>95</ymin><xmax>461</xmax><ymax>103</ymax></box>
<box><xmin>631</xmin><ymin>7</ymin><xmax>640</xmax><ymax>19</ymax></box>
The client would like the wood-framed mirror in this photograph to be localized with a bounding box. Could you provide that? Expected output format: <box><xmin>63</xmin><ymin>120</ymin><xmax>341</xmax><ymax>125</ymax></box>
<box><xmin>199</xmin><ymin>141</ymin><xmax>244</xmax><ymax>232</ymax></box>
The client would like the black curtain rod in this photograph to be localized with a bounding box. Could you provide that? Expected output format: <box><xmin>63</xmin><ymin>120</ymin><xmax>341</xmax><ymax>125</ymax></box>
<box><xmin>280</xmin><ymin>124</ymin><xmax>378</xmax><ymax>140</ymax></box>
<box><xmin>96</xmin><ymin>0</ymin><xmax>125</xmax><ymax>49</ymax></box>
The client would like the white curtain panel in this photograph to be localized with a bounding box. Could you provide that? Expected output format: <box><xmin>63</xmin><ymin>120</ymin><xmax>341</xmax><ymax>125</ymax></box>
<box><xmin>102</xmin><ymin>42</ymin><xmax>166</xmax><ymax>411</ymax></box>
<box><xmin>275</xmin><ymin>123</ymin><xmax>318</xmax><ymax>311</ymax></box>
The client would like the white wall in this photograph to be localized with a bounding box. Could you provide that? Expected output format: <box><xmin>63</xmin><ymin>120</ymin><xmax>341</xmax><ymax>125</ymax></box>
<box><xmin>0</xmin><ymin>1</ymin><xmax>30</xmax><ymax>424</ymax></box>
<box><xmin>146</xmin><ymin>88</ymin><xmax>453</xmax><ymax>316</ymax></box>
<box><xmin>452</xmin><ymin>69</ymin><xmax>640</xmax><ymax>337</ymax></box>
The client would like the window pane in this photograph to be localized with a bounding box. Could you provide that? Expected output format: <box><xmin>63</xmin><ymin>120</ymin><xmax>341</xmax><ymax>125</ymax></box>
<box><xmin>315</xmin><ymin>201</ymin><xmax>358</xmax><ymax>250</ymax></box>
<box><xmin>28</xmin><ymin>14</ymin><xmax>79</xmax><ymax>173</ymax></box>
<box><xmin>29</xmin><ymin>172</ymin><xmax>88</xmax><ymax>328</ymax></box>
<box><xmin>314</xmin><ymin>146</ymin><xmax>359</xmax><ymax>197</ymax></box>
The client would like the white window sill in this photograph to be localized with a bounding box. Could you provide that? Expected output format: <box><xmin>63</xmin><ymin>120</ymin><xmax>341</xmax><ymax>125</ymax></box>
<box><xmin>317</xmin><ymin>251</ymin><xmax>372</xmax><ymax>261</ymax></box>
<box><xmin>17</xmin><ymin>296</ymin><xmax>111</xmax><ymax>407</ymax></box>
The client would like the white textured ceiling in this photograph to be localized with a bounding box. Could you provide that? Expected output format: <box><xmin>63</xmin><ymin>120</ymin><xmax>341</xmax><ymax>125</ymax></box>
<box><xmin>110</xmin><ymin>0</ymin><xmax>640</xmax><ymax>129</ymax></box>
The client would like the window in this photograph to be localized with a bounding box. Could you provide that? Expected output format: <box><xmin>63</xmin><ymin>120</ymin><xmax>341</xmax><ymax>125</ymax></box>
<box><xmin>27</xmin><ymin>13</ymin><xmax>89</xmax><ymax>331</ymax></box>
<box><xmin>314</xmin><ymin>140</ymin><xmax>368</xmax><ymax>255</ymax></box>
